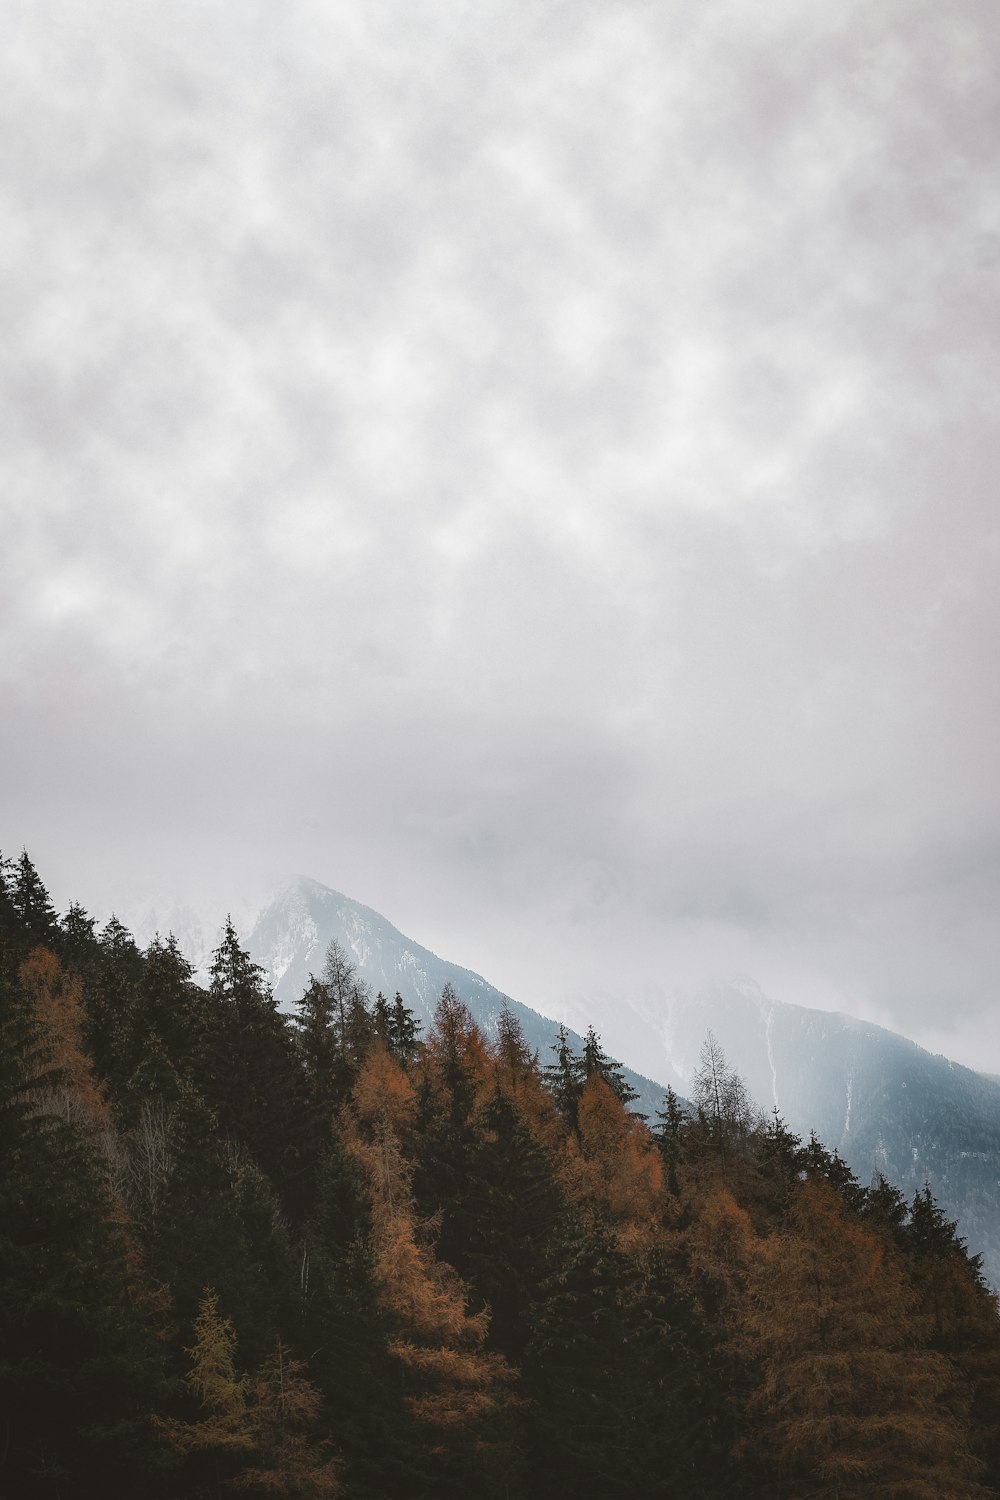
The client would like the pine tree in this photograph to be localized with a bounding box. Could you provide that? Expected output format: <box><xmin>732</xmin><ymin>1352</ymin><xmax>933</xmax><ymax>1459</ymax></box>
<box><xmin>0</xmin><ymin>951</ymin><xmax>166</xmax><ymax>1495</ymax></box>
<box><xmin>293</xmin><ymin>974</ymin><xmax>343</xmax><ymax>1126</ymax></box>
<box><xmin>9</xmin><ymin>849</ymin><xmax>59</xmax><ymax>948</ymax></box>
<box><xmin>60</xmin><ymin>899</ymin><xmax>100</xmax><ymax>966</ymax></box>
<box><xmin>321</xmin><ymin>939</ymin><xmax>358</xmax><ymax>1058</ymax></box>
<box><xmin>85</xmin><ymin>913</ymin><xmax>146</xmax><ymax>1098</ymax></box>
<box><xmin>194</xmin><ymin>919</ymin><xmax>312</xmax><ymax>1219</ymax></box>
<box><xmin>542</xmin><ymin>1023</ymin><xmax>584</xmax><ymax>1131</ymax></box>
<box><xmin>301</xmin><ymin>1129</ymin><xmax>414</xmax><ymax>1498</ymax></box>
<box><xmin>347</xmin><ymin>1045</ymin><xmax>516</xmax><ymax>1491</ymax></box>
<box><xmin>157</xmin><ymin>1297</ymin><xmax>340</xmax><ymax>1497</ymax></box>
<box><xmin>161</xmin><ymin>1288</ymin><xmax>252</xmax><ymax>1448</ymax></box>
<box><xmin>411</xmin><ymin>987</ymin><xmax>490</xmax><ymax>1276</ymax></box>
<box><xmin>524</xmin><ymin>1222</ymin><xmax>699</xmax><ymax>1500</ymax></box>
<box><xmin>690</xmin><ymin>1032</ymin><xmax>753</xmax><ymax>1152</ymax></box>
<box><xmin>580</xmin><ymin>1025</ymin><xmax>640</xmax><ymax>1110</ymax></box>
<box><xmin>653</xmin><ymin>1086</ymin><xmax>687</xmax><ymax>1197</ymax></box>
<box><xmin>388</xmin><ymin>991</ymin><xmax>422</xmax><ymax>1067</ymax></box>
<box><xmin>460</xmin><ymin>1081</ymin><xmax>566</xmax><ymax>1358</ymax></box>
<box><xmin>903</xmin><ymin>1184</ymin><xmax>1000</xmax><ymax>1487</ymax></box>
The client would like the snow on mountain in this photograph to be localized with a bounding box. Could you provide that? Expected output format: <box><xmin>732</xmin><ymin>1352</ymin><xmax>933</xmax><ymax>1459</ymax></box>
<box><xmin>246</xmin><ymin>875</ymin><xmax>670</xmax><ymax>1119</ymax></box>
<box><xmin>178</xmin><ymin>871</ymin><xmax>1000</xmax><ymax>1288</ymax></box>
<box><xmin>649</xmin><ymin>978</ymin><xmax>1000</xmax><ymax>1287</ymax></box>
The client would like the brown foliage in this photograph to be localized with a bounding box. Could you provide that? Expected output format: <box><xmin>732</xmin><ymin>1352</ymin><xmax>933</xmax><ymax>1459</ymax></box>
<box><xmin>346</xmin><ymin>1048</ymin><xmax>516</xmax><ymax>1431</ymax></box>
<box><xmin>562</xmin><ymin>1075</ymin><xmax>664</xmax><ymax>1249</ymax></box>
<box><xmin>350</xmin><ymin>1042</ymin><xmax>416</xmax><ymax>1138</ymax></box>
<box><xmin>156</xmin><ymin>1294</ymin><xmax>340</xmax><ymax>1496</ymax></box>
<box><xmin>19</xmin><ymin>946</ymin><xmax>108</xmax><ymax>1125</ymax></box>
<box><xmin>735</xmin><ymin>1177</ymin><xmax>987</xmax><ymax>1498</ymax></box>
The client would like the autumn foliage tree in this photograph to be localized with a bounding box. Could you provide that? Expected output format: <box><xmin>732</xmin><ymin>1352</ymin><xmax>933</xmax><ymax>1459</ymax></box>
<box><xmin>342</xmin><ymin>1043</ymin><xmax>518</xmax><ymax>1500</ymax></box>
<box><xmin>734</xmin><ymin>1176</ymin><xmax>988</xmax><ymax>1498</ymax></box>
<box><xmin>3</xmin><ymin>853</ymin><xmax>1000</xmax><ymax>1500</ymax></box>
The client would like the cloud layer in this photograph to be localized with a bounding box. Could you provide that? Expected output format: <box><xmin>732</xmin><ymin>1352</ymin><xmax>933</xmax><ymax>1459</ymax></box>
<box><xmin>4</xmin><ymin>1</ymin><xmax>999</xmax><ymax>1069</ymax></box>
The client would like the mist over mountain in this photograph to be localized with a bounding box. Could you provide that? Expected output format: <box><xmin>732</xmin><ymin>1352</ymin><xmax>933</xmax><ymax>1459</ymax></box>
<box><xmin>639</xmin><ymin>980</ymin><xmax>1000</xmax><ymax>1286</ymax></box>
<box><xmin>247</xmin><ymin>876</ymin><xmax>668</xmax><ymax>1119</ymax></box>
<box><xmin>243</xmin><ymin>876</ymin><xmax>1000</xmax><ymax>1288</ymax></box>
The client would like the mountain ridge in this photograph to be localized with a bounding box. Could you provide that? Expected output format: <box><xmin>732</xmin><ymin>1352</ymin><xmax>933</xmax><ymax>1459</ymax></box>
<box><xmin>248</xmin><ymin>874</ymin><xmax>671</xmax><ymax>1120</ymax></box>
<box><xmin>243</xmin><ymin>875</ymin><xmax>1000</xmax><ymax>1289</ymax></box>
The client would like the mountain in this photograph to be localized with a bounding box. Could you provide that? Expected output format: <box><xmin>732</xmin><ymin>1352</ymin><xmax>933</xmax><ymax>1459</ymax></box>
<box><xmin>247</xmin><ymin>875</ymin><xmax>670</xmax><ymax>1119</ymax></box>
<box><xmin>636</xmin><ymin>978</ymin><xmax>1000</xmax><ymax>1287</ymax></box>
<box><xmin>245</xmin><ymin>877</ymin><xmax>1000</xmax><ymax>1288</ymax></box>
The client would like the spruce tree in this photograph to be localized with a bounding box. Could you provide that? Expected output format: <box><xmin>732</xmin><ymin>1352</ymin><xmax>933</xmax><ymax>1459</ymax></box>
<box><xmin>542</xmin><ymin>1023</ymin><xmax>584</xmax><ymax>1131</ymax></box>
<box><xmin>0</xmin><ymin>953</ymin><xmax>166</xmax><ymax>1495</ymax></box>
<box><xmin>194</xmin><ymin>918</ymin><xmax>312</xmax><ymax>1219</ymax></box>
<box><xmin>9</xmin><ymin>849</ymin><xmax>59</xmax><ymax>949</ymax></box>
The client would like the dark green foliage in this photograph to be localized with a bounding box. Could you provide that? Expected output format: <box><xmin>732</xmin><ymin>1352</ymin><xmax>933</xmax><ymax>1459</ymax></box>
<box><xmin>300</xmin><ymin>1130</ymin><xmax>417</xmax><ymax>1499</ymax></box>
<box><xmin>862</xmin><ymin>1170</ymin><xmax>910</xmax><ymax>1239</ymax></box>
<box><xmin>83</xmin><ymin>914</ymin><xmax>145</xmax><ymax>1098</ymax></box>
<box><xmin>59</xmin><ymin>900</ymin><xmax>100</xmax><ymax>965</ymax></box>
<box><xmin>9</xmin><ymin>850</ymin><xmax>60</xmax><ymax>949</ymax></box>
<box><xmin>906</xmin><ymin>1181</ymin><xmax>984</xmax><ymax>1277</ymax></box>
<box><xmin>523</xmin><ymin>1228</ymin><xmax>704</xmax><ymax>1500</ymax></box>
<box><xmin>135</xmin><ymin>934</ymin><xmax>200</xmax><ymax>1073</ymax></box>
<box><xmin>389</xmin><ymin>990</ymin><xmax>422</xmax><ymax>1066</ymax></box>
<box><xmin>543</xmin><ymin>1023</ymin><xmax>638</xmax><ymax>1132</ymax></box>
<box><xmin>411</xmin><ymin>986</ymin><xmax>484</xmax><ymax>1274</ymax></box>
<box><xmin>3</xmin><ymin>852</ymin><xmax>1000</xmax><ymax>1500</ymax></box>
<box><xmin>293</xmin><ymin>973</ymin><xmax>345</xmax><ymax>1124</ymax></box>
<box><xmin>193</xmin><ymin>918</ymin><xmax>314</xmax><ymax>1220</ymax></box>
<box><xmin>0</xmin><ymin>960</ymin><xmax>167</xmax><ymax>1496</ymax></box>
<box><xmin>654</xmin><ymin>1086</ymin><xmax>688</xmax><ymax>1196</ymax></box>
<box><xmin>543</xmin><ymin>1022</ymin><xmax>584</xmax><ymax>1130</ymax></box>
<box><xmin>581</xmin><ymin>1025</ymin><xmax>641</xmax><ymax>1109</ymax></box>
<box><xmin>801</xmin><ymin>1129</ymin><xmax>866</xmax><ymax>1211</ymax></box>
<box><xmin>149</xmin><ymin>1114</ymin><xmax>297</xmax><ymax>1372</ymax></box>
<box><xmin>460</xmin><ymin>1084</ymin><xmax>566</xmax><ymax>1358</ymax></box>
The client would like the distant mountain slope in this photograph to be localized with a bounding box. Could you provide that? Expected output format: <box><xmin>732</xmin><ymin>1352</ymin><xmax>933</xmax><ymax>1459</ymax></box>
<box><xmin>652</xmin><ymin>980</ymin><xmax>1000</xmax><ymax>1286</ymax></box>
<box><xmin>247</xmin><ymin>876</ymin><xmax>669</xmax><ymax>1120</ymax></box>
<box><xmin>246</xmin><ymin>877</ymin><xmax>1000</xmax><ymax>1288</ymax></box>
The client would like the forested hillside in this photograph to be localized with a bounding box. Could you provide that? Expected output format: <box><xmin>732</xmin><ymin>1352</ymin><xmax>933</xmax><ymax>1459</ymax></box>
<box><xmin>3</xmin><ymin>849</ymin><xmax>1000</xmax><ymax>1499</ymax></box>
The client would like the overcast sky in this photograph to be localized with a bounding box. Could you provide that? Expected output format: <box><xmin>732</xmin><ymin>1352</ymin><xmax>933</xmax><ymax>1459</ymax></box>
<box><xmin>4</xmin><ymin>0</ymin><xmax>999</xmax><ymax>1071</ymax></box>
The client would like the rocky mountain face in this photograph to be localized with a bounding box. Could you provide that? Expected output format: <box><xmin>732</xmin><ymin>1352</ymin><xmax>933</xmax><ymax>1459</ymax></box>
<box><xmin>246</xmin><ymin>876</ymin><xmax>669</xmax><ymax>1119</ymax></box>
<box><xmin>245</xmin><ymin>877</ymin><xmax>1000</xmax><ymax>1288</ymax></box>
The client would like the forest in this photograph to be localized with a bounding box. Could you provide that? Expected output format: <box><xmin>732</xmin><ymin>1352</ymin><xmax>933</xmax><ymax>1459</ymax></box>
<box><xmin>3</xmin><ymin>848</ymin><xmax>1000</xmax><ymax>1499</ymax></box>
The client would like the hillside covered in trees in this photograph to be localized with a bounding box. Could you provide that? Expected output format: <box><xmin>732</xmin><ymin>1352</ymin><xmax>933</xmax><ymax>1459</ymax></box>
<box><xmin>3</xmin><ymin>849</ymin><xmax>1000</xmax><ymax>1499</ymax></box>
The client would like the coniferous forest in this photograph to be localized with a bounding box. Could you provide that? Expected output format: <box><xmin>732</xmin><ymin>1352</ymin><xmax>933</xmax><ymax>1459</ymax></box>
<box><xmin>4</xmin><ymin>849</ymin><xmax>1000</xmax><ymax>1499</ymax></box>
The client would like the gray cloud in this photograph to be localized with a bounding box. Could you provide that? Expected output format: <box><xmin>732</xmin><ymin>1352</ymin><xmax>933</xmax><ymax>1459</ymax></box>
<box><xmin>3</xmin><ymin>0</ymin><xmax>999</xmax><ymax>1070</ymax></box>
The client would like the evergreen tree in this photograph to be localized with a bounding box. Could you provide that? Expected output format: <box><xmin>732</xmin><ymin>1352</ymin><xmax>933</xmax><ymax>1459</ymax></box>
<box><xmin>60</xmin><ymin>900</ymin><xmax>100</xmax><ymax>966</ymax></box>
<box><xmin>85</xmin><ymin>914</ymin><xmax>145</xmax><ymax>1099</ymax></box>
<box><xmin>194</xmin><ymin>919</ymin><xmax>312</xmax><ymax>1219</ymax></box>
<box><xmin>0</xmin><ymin>953</ymin><xmax>167</xmax><ymax>1495</ymax></box>
<box><xmin>524</xmin><ymin>1225</ymin><xmax>699</xmax><ymax>1500</ymax></box>
<box><xmin>580</xmin><ymin>1025</ymin><xmax>640</xmax><ymax>1110</ymax></box>
<box><xmin>542</xmin><ymin>1023</ymin><xmax>584</xmax><ymax>1131</ymax></box>
<box><xmin>653</xmin><ymin>1086</ymin><xmax>687</xmax><ymax>1197</ymax></box>
<box><xmin>460</xmin><ymin>1082</ymin><xmax>566</xmax><ymax>1358</ymax></box>
<box><xmin>293</xmin><ymin>974</ymin><xmax>343</xmax><ymax>1125</ymax></box>
<box><xmin>135</xmin><ymin>933</ymin><xmax>200</xmax><ymax>1074</ymax></box>
<box><xmin>302</xmin><ymin>1127</ymin><xmax>416</xmax><ymax>1499</ymax></box>
<box><xmin>388</xmin><ymin>991</ymin><xmax>422</xmax><ymax>1067</ymax></box>
<box><xmin>9</xmin><ymin>849</ymin><xmax>59</xmax><ymax>949</ymax></box>
<box><xmin>411</xmin><ymin>986</ymin><xmax>489</xmax><ymax>1275</ymax></box>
